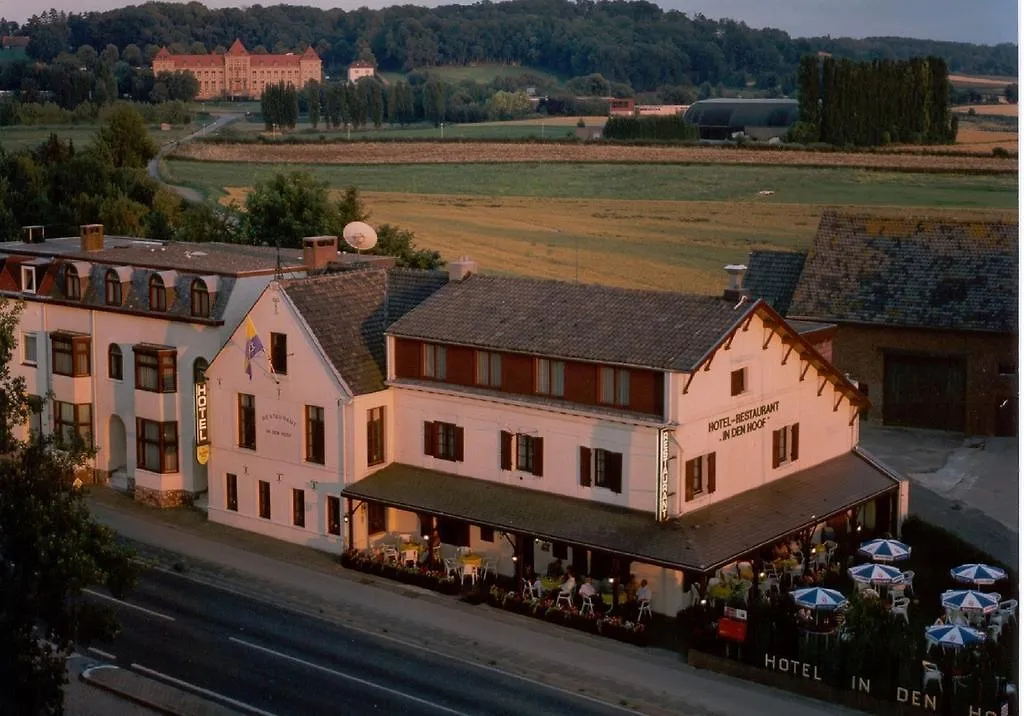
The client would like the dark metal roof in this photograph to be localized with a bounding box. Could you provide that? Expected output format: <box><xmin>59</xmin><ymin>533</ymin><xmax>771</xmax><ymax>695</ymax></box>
<box><xmin>343</xmin><ymin>451</ymin><xmax>900</xmax><ymax>572</ymax></box>
<box><xmin>683</xmin><ymin>98</ymin><xmax>799</xmax><ymax>128</ymax></box>
<box><xmin>789</xmin><ymin>211</ymin><xmax>1018</xmax><ymax>333</ymax></box>
<box><xmin>387</xmin><ymin>274</ymin><xmax>752</xmax><ymax>371</ymax></box>
<box><xmin>744</xmin><ymin>250</ymin><xmax>807</xmax><ymax>316</ymax></box>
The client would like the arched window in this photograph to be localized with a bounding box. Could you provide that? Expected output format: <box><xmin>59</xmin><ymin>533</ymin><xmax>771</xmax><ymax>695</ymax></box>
<box><xmin>149</xmin><ymin>275</ymin><xmax>166</xmax><ymax>312</ymax></box>
<box><xmin>190</xmin><ymin>279</ymin><xmax>210</xmax><ymax>318</ymax></box>
<box><xmin>108</xmin><ymin>344</ymin><xmax>123</xmax><ymax>380</ymax></box>
<box><xmin>193</xmin><ymin>357</ymin><xmax>209</xmax><ymax>383</ymax></box>
<box><xmin>105</xmin><ymin>270</ymin><xmax>122</xmax><ymax>306</ymax></box>
<box><xmin>64</xmin><ymin>265</ymin><xmax>81</xmax><ymax>300</ymax></box>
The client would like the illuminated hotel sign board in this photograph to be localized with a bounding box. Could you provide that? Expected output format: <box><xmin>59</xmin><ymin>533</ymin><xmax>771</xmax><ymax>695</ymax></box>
<box><xmin>195</xmin><ymin>381</ymin><xmax>210</xmax><ymax>465</ymax></box>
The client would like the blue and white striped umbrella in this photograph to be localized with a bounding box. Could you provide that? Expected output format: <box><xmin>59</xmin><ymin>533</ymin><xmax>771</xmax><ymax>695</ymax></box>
<box><xmin>848</xmin><ymin>563</ymin><xmax>904</xmax><ymax>585</ymax></box>
<box><xmin>857</xmin><ymin>538</ymin><xmax>912</xmax><ymax>563</ymax></box>
<box><xmin>925</xmin><ymin>624</ymin><xmax>987</xmax><ymax>649</ymax></box>
<box><xmin>950</xmin><ymin>563</ymin><xmax>1008</xmax><ymax>586</ymax></box>
<box><xmin>941</xmin><ymin>589</ymin><xmax>1001</xmax><ymax>614</ymax></box>
<box><xmin>791</xmin><ymin>587</ymin><xmax>849</xmax><ymax>611</ymax></box>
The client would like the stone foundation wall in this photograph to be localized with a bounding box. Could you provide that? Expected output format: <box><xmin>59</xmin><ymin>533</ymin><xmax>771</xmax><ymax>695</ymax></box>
<box><xmin>133</xmin><ymin>485</ymin><xmax>195</xmax><ymax>509</ymax></box>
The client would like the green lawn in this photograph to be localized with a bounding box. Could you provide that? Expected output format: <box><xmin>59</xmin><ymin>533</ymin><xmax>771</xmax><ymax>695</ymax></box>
<box><xmin>380</xmin><ymin>63</ymin><xmax>563</xmax><ymax>86</ymax></box>
<box><xmin>163</xmin><ymin>159</ymin><xmax>1019</xmax><ymax>208</ymax></box>
<box><xmin>220</xmin><ymin>118</ymin><xmax>575</xmax><ymax>140</ymax></box>
<box><xmin>0</xmin><ymin>122</ymin><xmax>209</xmax><ymax>151</ymax></box>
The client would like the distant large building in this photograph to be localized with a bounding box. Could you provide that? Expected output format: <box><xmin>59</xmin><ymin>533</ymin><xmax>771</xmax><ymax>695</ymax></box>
<box><xmin>152</xmin><ymin>39</ymin><xmax>322</xmax><ymax>100</ymax></box>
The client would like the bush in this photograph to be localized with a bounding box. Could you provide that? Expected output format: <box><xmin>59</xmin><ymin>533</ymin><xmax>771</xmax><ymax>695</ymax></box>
<box><xmin>602</xmin><ymin>114</ymin><xmax>699</xmax><ymax>141</ymax></box>
<box><xmin>992</xmin><ymin>146</ymin><xmax>1012</xmax><ymax>158</ymax></box>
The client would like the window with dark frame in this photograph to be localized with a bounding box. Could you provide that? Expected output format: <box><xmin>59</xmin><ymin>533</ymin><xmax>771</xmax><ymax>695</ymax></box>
<box><xmin>134</xmin><ymin>348</ymin><xmax>176</xmax><ymax>392</ymax></box>
<box><xmin>64</xmin><ymin>265</ymin><xmax>81</xmax><ymax>300</ymax></box>
<box><xmin>54</xmin><ymin>401</ymin><xmax>92</xmax><ymax>446</ymax></box>
<box><xmin>367</xmin><ymin>406</ymin><xmax>385</xmax><ymax>466</ymax></box>
<box><xmin>589</xmin><ymin>448</ymin><xmax>623</xmax><ymax>493</ymax></box>
<box><xmin>422</xmin><ymin>344</ymin><xmax>447</xmax><ymax>380</ymax></box>
<box><xmin>327</xmin><ymin>496</ymin><xmax>341</xmax><ymax>536</ymax></box>
<box><xmin>105</xmin><ymin>270</ymin><xmax>122</xmax><ymax>306</ymax></box>
<box><xmin>190</xmin><ymin>279</ymin><xmax>210</xmax><ymax>318</ymax></box>
<box><xmin>149</xmin><ymin>275</ymin><xmax>167</xmax><ymax>312</ymax></box>
<box><xmin>22</xmin><ymin>333</ymin><xmax>36</xmax><ymax>365</ymax></box>
<box><xmin>730</xmin><ymin>368</ymin><xmax>746</xmax><ymax>396</ymax></box>
<box><xmin>258</xmin><ymin>480</ymin><xmax>271</xmax><ymax>519</ymax></box>
<box><xmin>292</xmin><ymin>488</ymin><xmax>305</xmax><ymax>527</ymax></box>
<box><xmin>238</xmin><ymin>393</ymin><xmax>256</xmax><ymax>449</ymax></box>
<box><xmin>535</xmin><ymin>358</ymin><xmax>565</xmax><ymax>397</ymax></box>
<box><xmin>305</xmin><ymin>405</ymin><xmax>325</xmax><ymax>464</ymax></box>
<box><xmin>772</xmin><ymin>423</ymin><xmax>800</xmax><ymax>468</ymax></box>
<box><xmin>474</xmin><ymin>350</ymin><xmax>502</xmax><ymax>387</ymax></box>
<box><xmin>479</xmin><ymin>526</ymin><xmax>495</xmax><ymax>542</ymax></box>
<box><xmin>684</xmin><ymin>452</ymin><xmax>717</xmax><ymax>501</ymax></box>
<box><xmin>598</xmin><ymin>367</ymin><xmax>630</xmax><ymax>407</ymax></box>
<box><xmin>108</xmin><ymin>344</ymin><xmax>123</xmax><ymax>380</ymax></box>
<box><xmin>135</xmin><ymin>419</ymin><xmax>178</xmax><ymax>473</ymax></box>
<box><xmin>367</xmin><ymin>502</ymin><xmax>387</xmax><ymax>535</ymax></box>
<box><xmin>51</xmin><ymin>334</ymin><xmax>91</xmax><ymax>377</ymax></box>
<box><xmin>226</xmin><ymin>473</ymin><xmax>238</xmax><ymax>511</ymax></box>
<box><xmin>270</xmin><ymin>332</ymin><xmax>288</xmax><ymax>375</ymax></box>
<box><xmin>423</xmin><ymin>421</ymin><xmax>464</xmax><ymax>462</ymax></box>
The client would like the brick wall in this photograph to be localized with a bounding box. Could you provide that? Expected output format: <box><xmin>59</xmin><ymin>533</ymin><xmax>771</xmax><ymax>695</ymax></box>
<box><xmin>829</xmin><ymin>324</ymin><xmax>1016</xmax><ymax>436</ymax></box>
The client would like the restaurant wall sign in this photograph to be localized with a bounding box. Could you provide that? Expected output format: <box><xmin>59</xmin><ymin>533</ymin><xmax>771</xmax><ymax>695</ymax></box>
<box><xmin>194</xmin><ymin>381</ymin><xmax>210</xmax><ymax>465</ymax></box>
<box><xmin>656</xmin><ymin>429</ymin><xmax>670</xmax><ymax>522</ymax></box>
<box><xmin>708</xmin><ymin>400</ymin><xmax>779</xmax><ymax>442</ymax></box>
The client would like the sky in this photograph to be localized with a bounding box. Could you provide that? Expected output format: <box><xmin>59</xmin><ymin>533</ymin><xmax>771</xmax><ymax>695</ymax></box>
<box><xmin>2</xmin><ymin>0</ymin><xmax>1019</xmax><ymax>46</ymax></box>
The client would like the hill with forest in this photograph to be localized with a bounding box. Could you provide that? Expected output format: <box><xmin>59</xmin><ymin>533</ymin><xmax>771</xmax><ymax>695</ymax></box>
<box><xmin>3</xmin><ymin>1</ymin><xmax>1017</xmax><ymax>93</ymax></box>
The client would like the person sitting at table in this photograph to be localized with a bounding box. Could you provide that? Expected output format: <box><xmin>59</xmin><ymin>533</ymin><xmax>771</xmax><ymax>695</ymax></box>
<box><xmin>579</xmin><ymin>576</ymin><xmax>599</xmax><ymax>609</ymax></box>
<box><xmin>636</xmin><ymin>579</ymin><xmax>652</xmax><ymax>604</ymax></box>
<box><xmin>553</xmin><ymin>569</ymin><xmax>576</xmax><ymax>601</ymax></box>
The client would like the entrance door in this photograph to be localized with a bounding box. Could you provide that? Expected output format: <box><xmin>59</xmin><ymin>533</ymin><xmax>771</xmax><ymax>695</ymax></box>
<box><xmin>883</xmin><ymin>353</ymin><xmax>966</xmax><ymax>431</ymax></box>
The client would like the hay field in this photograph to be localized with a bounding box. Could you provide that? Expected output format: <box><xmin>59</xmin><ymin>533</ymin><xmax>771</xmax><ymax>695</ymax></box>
<box><xmin>217</xmin><ymin>189</ymin><xmax>1017</xmax><ymax>293</ymax></box>
<box><xmin>949</xmin><ymin>74</ymin><xmax>1017</xmax><ymax>87</ymax></box>
<box><xmin>174</xmin><ymin>141</ymin><xmax>1015</xmax><ymax>172</ymax></box>
<box><xmin>954</xmin><ymin>103</ymin><xmax>1019</xmax><ymax>117</ymax></box>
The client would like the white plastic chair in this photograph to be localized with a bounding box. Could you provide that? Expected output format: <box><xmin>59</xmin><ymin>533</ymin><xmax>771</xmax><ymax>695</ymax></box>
<box><xmin>461</xmin><ymin>563</ymin><xmax>479</xmax><ymax>587</ymax></box>
<box><xmin>998</xmin><ymin>599</ymin><xmax>1018</xmax><ymax>624</ymax></box>
<box><xmin>988</xmin><ymin>622</ymin><xmax>1002</xmax><ymax>644</ymax></box>
<box><xmin>900</xmin><ymin>570</ymin><xmax>915</xmax><ymax>596</ymax></box>
<box><xmin>443</xmin><ymin>558</ymin><xmax>460</xmax><ymax>579</ymax></box>
<box><xmin>580</xmin><ymin>593</ymin><xmax>595</xmax><ymax>616</ymax></box>
<box><xmin>383</xmin><ymin>545</ymin><xmax>399</xmax><ymax>563</ymax></box>
<box><xmin>522</xmin><ymin>578</ymin><xmax>538</xmax><ymax>600</ymax></box>
<box><xmin>891</xmin><ymin>596</ymin><xmax>910</xmax><ymax>624</ymax></box>
<box><xmin>556</xmin><ymin>587</ymin><xmax>573</xmax><ymax>609</ymax></box>
<box><xmin>478</xmin><ymin>558</ymin><xmax>493</xmax><ymax>581</ymax></box>
<box><xmin>922</xmin><ymin>661</ymin><xmax>943</xmax><ymax>693</ymax></box>
<box><xmin>637</xmin><ymin>599</ymin><xmax>652</xmax><ymax>621</ymax></box>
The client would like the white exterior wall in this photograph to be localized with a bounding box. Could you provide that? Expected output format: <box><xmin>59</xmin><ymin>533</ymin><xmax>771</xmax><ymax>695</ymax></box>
<box><xmin>392</xmin><ymin>384</ymin><xmax>662</xmax><ymax>513</ymax></box>
<box><xmin>670</xmin><ymin>310</ymin><xmax>860</xmax><ymax>517</ymax></box>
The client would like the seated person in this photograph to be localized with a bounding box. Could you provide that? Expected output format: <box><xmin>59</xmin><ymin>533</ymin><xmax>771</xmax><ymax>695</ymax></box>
<box><xmin>636</xmin><ymin>578</ymin><xmax>652</xmax><ymax>603</ymax></box>
<box><xmin>579</xmin><ymin>577</ymin><xmax>598</xmax><ymax>601</ymax></box>
<box><xmin>553</xmin><ymin>570</ymin><xmax>576</xmax><ymax>601</ymax></box>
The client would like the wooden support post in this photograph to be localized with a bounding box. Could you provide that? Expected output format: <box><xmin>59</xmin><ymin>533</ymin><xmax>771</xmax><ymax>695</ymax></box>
<box><xmin>817</xmin><ymin>376</ymin><xmax>827</xmax><ymax>396</ymax></box>
<box><xmin>833</xmin><ymin>391</ymin><xmax>843</xmax><ymax>412</ymax></box>
<box><xmin>346</xmin><ymin>498</ymin><xmax>356</xmax><ymax>552</ymax></box>
<box><xmin>800</xmin><ymin>360</ymin><xmax>811</xmax><ymax>381</ymax></box>
<box><xmin>723</xmin><ymin>332</ymin><xmax>736</xmax><ymax>351</ymax></box>
<box><xmin>741</xmin><ymin>314</ymin><xmax>755</xmax><ymax>332</ymax></box>
<box><xmin>514</xmin><ymin>534</ymin><xmax>524</xmax><ymax>585</ymax></box>
<box><xmin>781</xmin><ymin>344</ymin><xmax>794</xmax><ymax>365</ymax></box>
<box><xmin>682</xmin><ymin>371</ymin><xmax>696</xmax><ymax>395</ymax></box>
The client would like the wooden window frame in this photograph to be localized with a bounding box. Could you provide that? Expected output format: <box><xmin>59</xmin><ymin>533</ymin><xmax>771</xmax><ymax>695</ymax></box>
<box><xmin>226</xmin><ymin>473</ymin><xmax>238</xmax><ymax>511</ymax></box>
<box><xmin>772</xmin><ymin>423</ymin><xmax>801</xmax><ymax>469</ymax></box>
<box><xmin>135</xmin><ymin>418</ymin><xmax>178</xmax><ymax>474</ymax></box>
<box><xmin>474</xmin><ymin>350</ymin><xmax>502</xmax><ymax>388</ymax></box>
<box><xmin>292</xmin><ymin>488</ymin><xmax>305</xmax><ymax>527</ymax></box>
<box><xmin>104</xmin><ymin>270</ymin><xmax>122</xmax><ymax>306</ymax></box>
<box><xmin>108</xmin><ymin>344</ymin><xmax>123</xmax><ymax>380</ymax></box>
<box><xmin>53</xmin><ymin>400</ymin><xmax>92</xmax><ymax>447</ymax></box>
<box><xmin>423</xmin><ymin>421</ymin><xmax>464</xmax><ymax>462</ymax></box>
<box><xmin>367</xmin><ymin>406</ymin><xmax>385</xmax><ymax>466</ymax></box>
<box><xmin>514</xmin><ymin>433</ymin><xmax>544</xmax><ymax>476</ymax></box>
<box><xmin>422</xmin><ymin>344</ymin><xmax>447</xmax><ymax>380</ymax></box>
<box><xmin>134</xmin><ymin>347</ymin><xmax>177</xmax><ymax>393</ymax></box>
<box><xmin>593</xmin><ymin>448</ymin><xmax>623</xmax><ymax>493</ymax></box>
<box><xmin>731</xmin><ymin>368</ymin><xmax>746</xmax><ymax>397</ymax></box>
<box><xmin>190</xmin><ymin>279</ymin><xmax>211</xmax><ymax>318</ymax></box>
<box><xmin>21</xmin><ymin>265</ymin><xmax>36</xmax><ymax>293</ymax></box>
<box><xmin>148</xmin><ymin>275</ymin><xmax>167</xmax><ymax>312</ymax></box>
<box><xmin>64</xmin><ymin>265</ymin><xmax>81</xmax><ymax>300</ymax></box>
<box><xmin>535</xmin><ymin>358</ymin><xmax>565</xmax><ymax>397</ymax></box>
<box><xmin>305</xmin><ymin>405</ymin><xmax>325</xmax><ymax>464</ymax></box>
<box><xmin>258</xmin><ymin>480</ymin><xmax>271</xmax><ymax>519</ymax></box>
<box><xmin>598</xmin><ymin>367</ymin><xmax>630</xmax><ymax>407</ymax></box>
<box><xmin>270</xmin><ymin>332</ymin><xmax>288</xmax><ymax>375</ymax></box>
<box><xmin>684</xmin><ymin>452</ymin><xmax>717</xmax><ymax>502</ymax></box>
<box><xmin>238</xmin><ymin>393</ymin><xmax>256</xmax><ymax>449</ymax></box>
<box><xmin>327</xmin><ymin>496</ymin><xmax>341</xmax><ymax>535</ymax></box>
<box><xmin>52</xmin><ymin>333</ymin><xmax>91</xmax><ymax>377</ymax></box>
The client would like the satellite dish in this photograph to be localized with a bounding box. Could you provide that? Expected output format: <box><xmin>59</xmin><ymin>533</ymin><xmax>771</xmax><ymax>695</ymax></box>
<box><xmin>343</xmin><ymin>221</ymin><xmax>378</xmax><ymax>252</ymax></box>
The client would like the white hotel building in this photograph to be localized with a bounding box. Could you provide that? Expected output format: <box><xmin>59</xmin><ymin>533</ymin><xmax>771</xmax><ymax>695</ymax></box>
<box><xmin>205</xmin><ymin>257</ymin><xmax>908</xmax><ymax>615</ymax></box>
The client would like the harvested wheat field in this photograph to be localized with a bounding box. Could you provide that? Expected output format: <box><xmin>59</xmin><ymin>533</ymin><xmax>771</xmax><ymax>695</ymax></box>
<box><xmin>217</xmin><ymin>190</ymin><xmax>1016</xmax><ymax>293</ymax></box>
<box><xmin>472</xmin><ymin>115</ymin><xmax>610</xmax><ymax>127</ymax></box>
<box><xmin>886</xmin><ymin>126</ymin><xmax>1019</xmax><ymax>154</ymax></box>
<box><xmin>949</xmin><ymin>74</ymin><xmax>1017</xmax><ymax>87</ymax></box>
<box><xmin>955</xmin><ymin>103</ymin><xmax>1019</xmax><ymax>117</ymax></box>
<box><xmin>175</xmin><ymin>142</ymin><xmax>1016</xmax><ymax>173</ymax></box>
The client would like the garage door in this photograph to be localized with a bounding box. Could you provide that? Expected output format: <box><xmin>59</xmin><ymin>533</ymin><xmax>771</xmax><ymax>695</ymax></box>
<box><xmin>883</xmin><ymin>353</ymin><xmax>966</xmax><ymax>432</ymax></box>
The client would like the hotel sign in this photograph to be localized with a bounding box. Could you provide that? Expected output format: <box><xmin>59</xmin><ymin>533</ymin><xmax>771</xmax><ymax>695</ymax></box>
<box><xmin>657</xmin><ymin>429</ymin><xmax>670</xmax><ymax>522</ymax></box>
<box><xmin>194</xmin><ymin>381</ymin><xmax>210</xmax><ymax>465</ymax></box>
<box><xmin>708</xmin><ymin>400</ymin><xmax>779</xmax><ymax>442</ymax></box>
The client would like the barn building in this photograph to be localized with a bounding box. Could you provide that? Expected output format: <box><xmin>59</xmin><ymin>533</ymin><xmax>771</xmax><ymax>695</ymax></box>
<box><xmin>682</xmin><ymin>98</ymin><xmax>799</xmax><ymax>141</ymax></box>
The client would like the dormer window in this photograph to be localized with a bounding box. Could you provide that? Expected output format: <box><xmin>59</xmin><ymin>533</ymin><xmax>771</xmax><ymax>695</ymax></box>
<box><xmin>105</xmin><ymin>270</ymin><xmax>122</xmax><ymax>306</ymax></box>
<box><xmin>64</xmin><ymin>265</ymin><xmax>81</xmax><ymax>300</ymax></box>
<box><xmin>149</xmin><ymin>275</ymin><xmax>167</xmax><ymax>312</ymax></box>
<box><xmin>190</xmin><ymin>279</ymin><xmax>210</xmax><ymax>318</ymax></box>
<box><xmin>20</xmin><ymin>265</ymin><xmax>36</xmax><ymax>294</ymax></box>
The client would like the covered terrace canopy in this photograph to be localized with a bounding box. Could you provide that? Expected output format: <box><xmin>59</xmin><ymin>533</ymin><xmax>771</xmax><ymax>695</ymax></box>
<box><xmin>342</xmin><ymin>450</ymin><xmax>901</xmax><ymax>574</ymax></box>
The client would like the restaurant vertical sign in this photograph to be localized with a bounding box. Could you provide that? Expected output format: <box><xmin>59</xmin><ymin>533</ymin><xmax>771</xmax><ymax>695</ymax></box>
<box><xmin>657</xmin><ymin>429</ymin><xmax>670</xmax><ymax>522</ymax></box>
<box><xmin>194</xmin><ymin>381</ymin><xmax>210</xmax><ymax>465</ymax></box>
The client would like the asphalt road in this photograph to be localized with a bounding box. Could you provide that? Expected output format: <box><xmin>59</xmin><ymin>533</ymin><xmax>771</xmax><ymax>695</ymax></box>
<box><xmin>86</xmin><ymin>567</ymin><xmax>633</xmax><ymax>716</ymax></box>
<box><xmin>146</xmin><ymin>113</ymin><xmax>237</xmax><ymax>203</ymax></box>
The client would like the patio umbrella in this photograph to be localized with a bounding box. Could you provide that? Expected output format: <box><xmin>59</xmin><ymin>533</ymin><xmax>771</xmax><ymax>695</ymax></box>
<box><xmin>941</xmin><ymin>589</ymin><xmax>1001</xmax><ymax>614</ymax></box>
<box><xmin>847</xmin><ymin>563</ymin><xmax>904</xmax><ymax>585</ymax></box>
<box><xmin>924</xmin><ymin>624</ymin><xmax>987</xmax><ymax>649</ymax></box>
<box><xmin>950</xmin><ymin>563</ymin><xmax>1008</xmax><ymax>587</ymax></box>
<box><xmin>791</xmin><ymin>587</ymin><xmax>849</xmax><ymax>611</ymax></box>
<box><xmin>857</xmin><ymin>538</ymin><xmax>912</xmax><ymax>563</ymax></box>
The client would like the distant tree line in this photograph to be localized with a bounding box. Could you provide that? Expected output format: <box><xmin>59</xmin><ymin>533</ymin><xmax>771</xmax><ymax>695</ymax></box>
<box><xmin>603</xmin><ymin>115</ymin><xmax>699</xmax><ymax>141</ymax></box>
<box><xmin>793</xmin><ymin>55</ymin><xmax>956</xmax><ymax>146</ymax></box>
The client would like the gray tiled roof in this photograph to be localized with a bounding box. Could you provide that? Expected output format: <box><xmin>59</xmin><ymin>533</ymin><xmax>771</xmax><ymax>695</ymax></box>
<box><xmin>282</xmin><ymin>268</ymin><xmax>448</xmax><ymax>395</ymax></box>
<box><xmin>387</xmin><ymin>275</ymin><xmax>751</xmax><ymax>371</ymax></box>
<box><xmin>743</xmin><ymin>250</ymin><xmax>807</xmax><ymax>315</ymax></box>
<box><xmin>343</xmin><ymin>451</ymin><xmax>899</xmax><ymax>572</ymax></box>
<box><xmin>788</xmin><ymin>211</ymin><xmax>1018</xmax><ymax>333</ymax></box>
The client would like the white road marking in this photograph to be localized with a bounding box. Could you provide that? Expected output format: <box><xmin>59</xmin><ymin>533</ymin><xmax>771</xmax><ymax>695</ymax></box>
<box><xmin>83</xmin><ymin>589</ymin><xmax>176</xmax><ymax>622</ymax></box>
<box><xmin>130</xmin><ymin>663</ymin><xmax>278</xmax><ymax>716</ymax></box>
<box><xmin>87</xmin><ymin>647</ymin><xmax>117</xmax><ymax>661</ymax></box>
<box><xmin>229</xmin><ymin>636</ymin><xmax>472</xmax><ymax>716</ymax></box>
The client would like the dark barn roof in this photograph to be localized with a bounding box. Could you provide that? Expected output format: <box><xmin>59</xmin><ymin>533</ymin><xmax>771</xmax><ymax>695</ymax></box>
<box><xmin>743</xmin><ymin>250</ymin><xmax>807</xmax><ymax>316</ymax></box>
<box><xmin>682</xmin><ymin>98</ymin><xmax>799</xmax><ymax>128</ymax></box>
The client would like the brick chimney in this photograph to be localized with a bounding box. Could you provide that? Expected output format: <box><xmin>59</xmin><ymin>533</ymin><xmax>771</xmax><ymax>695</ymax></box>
<box><xmin>22</xmin><ymin>225</ymin><xmax>45</xmax><ymax>244</ymax></box>
<box><xmin>303</xmin><ymin>236</ymin><xmax>338</xmax><ymax>270</ymax></box>
<box><xmin>722</xmin><ymin>264</ymin><xmax>750</xmax><ymax>303</ymax></box>
<box><xmin>80</xmin><ymin>224</ymin><xmax>104</xmax><ymax>252</ymax></box>
<box><xmin>448</xmin><ymin>256</ymin><xmax>478</xmax><ymax>282</ymax></box>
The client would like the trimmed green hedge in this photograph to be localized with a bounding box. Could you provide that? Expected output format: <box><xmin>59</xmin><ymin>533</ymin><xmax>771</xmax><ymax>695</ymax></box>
<box><xmin>602</xmin><ymin>115</ymin><xmax>700</xmax><ymax>141</ymax></box>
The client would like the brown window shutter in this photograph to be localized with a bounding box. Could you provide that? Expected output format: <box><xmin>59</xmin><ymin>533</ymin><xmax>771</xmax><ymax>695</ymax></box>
<box><xmin>500</xmin><ymin>431</ymin><xmax>512</xmax><ymax>470</ymax></box>
<box><xmin>423</xmin><ymin>421</ymin><xmax>435</xmax><ymax>457</ymax></box>
<box><xmin>772</xmin><ymin>429</ymin><xmax>781</xmax><ymax>469</ymax></box>
<box><xmin>579</xmin><ymin>447</ymin><xmax>592</xmax><ymax>486</ymax></box>
<box><xmin>708</xmin><ymin>452</ymin><xmax>717</xmax><ymax>494</ymax></box>
<box><xmin>790</xmin><ymin>423</ymin><xmax>800</xmax><ymax>461</ymax></box>
<box><xmin>609</xmin><ymin>452</ymin><xmax>623</xmax><ymax>494</ymax></box>
<box><xmin>684</xmin><ymin>458</ymin><xmax>695</xmax><ymax>502</ymax></box>
<box><xmin>532</xmin><ymin>437</ymin><xmax>544</xmax><ymax>477</ymax></box>
<box><xmin>454</xmin><ymin>426</ymin><xmax>465</xmax><ymax>462</ymax></box>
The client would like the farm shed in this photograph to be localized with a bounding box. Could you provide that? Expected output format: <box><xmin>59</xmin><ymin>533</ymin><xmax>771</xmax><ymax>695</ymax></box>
<box><xmin>682</xmin><ymin>98</ymin><xmax>799</xmax><ymax>140</ymax></box>
<box><xmin>743</xmin><ymin>210</ymin><xmax>1018</xmax><ymax>436</ymax></box>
